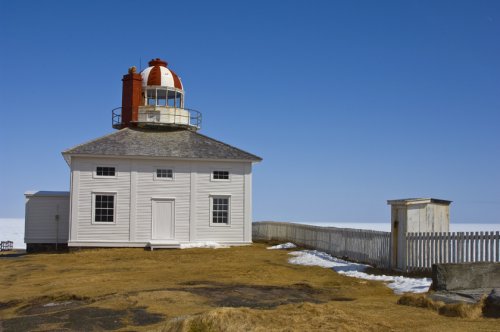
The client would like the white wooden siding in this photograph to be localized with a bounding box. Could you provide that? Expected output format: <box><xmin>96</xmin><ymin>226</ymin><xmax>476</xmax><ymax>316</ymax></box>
<box><xmin>407</xmin><ymin>204</ymin><xmax>449</xmax><ymax>233</ymax></box>
<box><xmin>72</xmin><ymin>158</ymin><xmax>131</xmax><ymax>242</ymax></box>
<box><xmin>195</xmin><ymin>162</ymin><xmax>247</xmax><ymax>242</ymax></box>
<box><xmin>135</xmin><ymin>160</ymin><xmax>191</xmax><ymax>242</ymax></box>
<box><xmin>25</xmin><ymin>193</ymin><xmax>70</xmax><ymax>243</ymax></box>
<box><xmin>69</xmin><ymin>157</ymin><xmax>252</xmax><ymax>246</ymax></box>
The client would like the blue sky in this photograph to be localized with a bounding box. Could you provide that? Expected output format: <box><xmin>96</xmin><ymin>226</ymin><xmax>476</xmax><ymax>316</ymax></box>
<box><xmin>0</xmin><ymin>0</ymin><xmax>499</xmax><ymax>223</ymax></box>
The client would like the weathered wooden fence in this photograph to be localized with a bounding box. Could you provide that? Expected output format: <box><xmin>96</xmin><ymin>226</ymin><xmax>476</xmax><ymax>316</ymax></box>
<box><xmin>253</xmin><ymin>221</ymin><xmax>391</xmax><ymax>269</ymax></box>
<box><xmin>406</xmin><ymin>231</ymin><xmax>500</xmax><ymax>271</ymax></box>
<box><xmin>0</xmin><ymin>241</ymin><xmax>13</xmax><ymax>251</ymax></box>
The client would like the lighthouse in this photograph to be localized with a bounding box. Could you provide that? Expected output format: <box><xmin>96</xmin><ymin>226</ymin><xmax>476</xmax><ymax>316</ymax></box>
<box><xmin>114</xmin><ymin>58</ymin><xmax>201</xmax><ymax>130</ymax></box>
<box><xmin>24</xmin><ymin>57</ymin><xmax>261</xmax><ymax>251</ymax></box>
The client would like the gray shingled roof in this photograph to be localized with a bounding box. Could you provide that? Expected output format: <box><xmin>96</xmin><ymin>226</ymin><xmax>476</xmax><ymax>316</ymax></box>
<box><xmin>62</xmin><ymin>128</ymin><xmax>262</xmax><ymax>162</ymax></box>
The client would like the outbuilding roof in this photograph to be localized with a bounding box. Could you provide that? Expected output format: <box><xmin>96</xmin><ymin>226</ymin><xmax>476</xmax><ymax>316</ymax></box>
<box><xmin>62</xmin><ymin>128</ymin><xmax>262</xmax><ymax>163</ymax></box>
<box><xmin>386</xmin><ymin>198</ymin><xmax>452</xmax><ymax>206</ymax></box>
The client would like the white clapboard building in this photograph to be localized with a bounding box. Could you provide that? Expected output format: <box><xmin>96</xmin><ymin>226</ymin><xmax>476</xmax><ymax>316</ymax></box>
<box><xmin>25</xmin><ymin>58</ymin><xmax>261</xmax><ymax>251</ymax></box>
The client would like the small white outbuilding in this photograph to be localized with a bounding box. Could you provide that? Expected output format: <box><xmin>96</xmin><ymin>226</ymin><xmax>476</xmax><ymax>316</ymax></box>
<box><xmin>25</xmin><ymin>58</ymin><xmax>261</xmax><ymax>251</ymax></box>
<box><xmin>387</xmin><ymin>198</ymin><xmax>451</xmax><ymax>270</ymax></box>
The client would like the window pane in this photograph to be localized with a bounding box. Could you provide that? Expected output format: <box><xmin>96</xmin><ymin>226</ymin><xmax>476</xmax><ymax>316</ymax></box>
<box><xmin>157</xmin><ymin>89</ymin><xmax>167</xmax><ymax>106</ymax></box>
<box><xmin>147</xmin><ymin>89</ymin><xmax>156</xmax><ymax>106</ymax></box>
<box><xmin>213</xmin><ymin>171</ymin><xmax>229</xmax><ymax>180</ymax></box>
<box><xmin>156</xmin><ymin>168</ymin><xmax>173</xmax><ymax>179</ymax></box>
<box><xmin>95</xmin><ymin>195</ymin><xmax>114</xmax><ymax>222</ymax></box>
<box><xmin>167</xmin><ymin>89</ymin><xmax>175</xmax><ymax>107</ymax></box>
<box><xmin>212</xmin><ymin>197</ymin><xmax>229</xmax><ymax>224</ymax></box>
<box><xmin>175</xmin><ymin>92</ymin><xmax>182</xmax><ymax>108</ymax></box>
<box><xmin>96</xmin><ymin>167</ymin><xmax>115</xmax><ymax>177</ymax></box>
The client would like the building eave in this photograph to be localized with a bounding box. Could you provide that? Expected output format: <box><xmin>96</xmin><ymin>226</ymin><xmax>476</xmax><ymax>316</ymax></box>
<box><xmin>387</xmin><ymin>198</ymin><xmax>452</xmax><ymax>206</ymax></box>
<box><xmin>61</xmin><ymin>153</ymin><xmax>261</xmax><ymax>164</ymax></box>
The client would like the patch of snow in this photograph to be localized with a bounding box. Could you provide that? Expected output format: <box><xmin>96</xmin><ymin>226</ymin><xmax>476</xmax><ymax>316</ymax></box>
<box><xmin>180</xmin><ymin>241</ymin><xmax>228</xmax><ymax>249</ymax></box>
<box><xmin>0</xmin><ymin>218</ymin><xmax>25</xmax><ymax>249</ymax></box>
<box><xmin>288</xmin><ymin>250</ymin><xmax>431</xmax><ymax>294</ymax></box>
<box><xmin>267</xmin><ymin>242</ymin><xmax>297</xmax><ymax>250</ymax></box>
<box><xmin>43</xmin><ymin>301</ymin><xmax>72</xmax><ymax>307</ymax></box>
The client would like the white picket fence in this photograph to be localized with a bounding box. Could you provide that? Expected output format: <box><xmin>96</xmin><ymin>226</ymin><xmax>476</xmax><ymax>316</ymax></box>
<box><xmin>253</xmin><ymin>221</ymin><xmax>391</xmax><ymax>268</ymax></box>
<box><xmin>406</xmin><ymin>231</ymin><xmax>500</xmax><ymax>271</ymax></box>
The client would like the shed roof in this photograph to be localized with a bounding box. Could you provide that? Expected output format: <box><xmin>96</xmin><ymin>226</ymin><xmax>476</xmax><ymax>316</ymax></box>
<box><xmin>387</xmin><ymin>198</ymin><xmax>452</xmax><ymax>206</ymax></box>
<box><xmin>62</xmin><ymin>128</ymin><xmax>262</xmax><ymax>163</ymax></box>
<box><xmin>25</xmin><ymin>191</ymin><xmax>70</xmax><ymax>197</ymax></box>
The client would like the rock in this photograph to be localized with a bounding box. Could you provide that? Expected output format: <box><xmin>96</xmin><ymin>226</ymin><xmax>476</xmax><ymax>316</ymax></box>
<box><xmin>428</xmin><ymin>291</ymin><xmax>476</xmax><ymax>304</ymax></box>
<box><xmin>484</xmin><ymin>288</ymin><xmax>500</xmax><ymax>318</ymax></box>
<box><xmin>431</xmin><ymin>262</ymin><xmax>500</xmax><ymax>291</ymax></box>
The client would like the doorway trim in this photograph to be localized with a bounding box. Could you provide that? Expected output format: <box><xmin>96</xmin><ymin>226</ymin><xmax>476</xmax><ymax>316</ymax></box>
<box><xmin>151</xmin><ymin>197</ymin><xmax>175</xmax><ymax>240</ymax></box>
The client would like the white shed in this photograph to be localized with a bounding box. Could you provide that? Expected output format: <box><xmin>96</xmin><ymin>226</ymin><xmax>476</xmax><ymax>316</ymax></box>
<box><xmin>387</xmin><ymin>198</ymin><xmax>451</xmax><ymax>270</ymax></box>
<box><xmin>24</xmin><ymin>191</ymin><xmax>70</xmax><ymax>251</ymax></box>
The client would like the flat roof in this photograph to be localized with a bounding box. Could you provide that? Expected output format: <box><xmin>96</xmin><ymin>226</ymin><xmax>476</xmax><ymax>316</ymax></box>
<box><xmin>387</xmin><ymin>198</ymin><xmax>452</xmax><ymax>206</ymax></box>
<box><xmin>25</xmin><ymin>191</ymin><xmax>70</xmax><ymax>197</ymax></box>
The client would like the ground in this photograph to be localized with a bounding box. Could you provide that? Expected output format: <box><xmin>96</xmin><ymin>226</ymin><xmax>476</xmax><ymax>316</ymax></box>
<box><xmin>0</xmin><ymin>244</ymin><xmax>498</xmax><ymax>331</ymax></box>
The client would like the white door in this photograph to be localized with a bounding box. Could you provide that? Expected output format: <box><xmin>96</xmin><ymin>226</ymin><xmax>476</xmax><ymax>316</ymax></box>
<box><xmin>152</xmin><ymin>199</ymin><xmax>174</xmax><ymax>240</ymax></box>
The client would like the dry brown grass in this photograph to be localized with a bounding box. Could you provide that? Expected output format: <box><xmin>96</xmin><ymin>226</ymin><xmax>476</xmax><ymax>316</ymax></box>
<box><xmin>398</xmin><ymin>294</ymin><xmax>445</xmax><ymax>312</ymax></box>
<box><xmin>0</xmin><ymin>244</ymin><xmax>498</xmax><ymax>331</ymax></box>
<box><xmin>398</xmin><ymin>294</ymin><xmax>486</xmax><ymax>319</ymax></box>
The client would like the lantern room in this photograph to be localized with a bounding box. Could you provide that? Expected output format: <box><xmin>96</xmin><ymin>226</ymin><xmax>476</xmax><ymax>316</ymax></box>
<box><xmin>113</xmin><ymin>58</ymin><xmax>201</xmax><ymax>130</ymax></box>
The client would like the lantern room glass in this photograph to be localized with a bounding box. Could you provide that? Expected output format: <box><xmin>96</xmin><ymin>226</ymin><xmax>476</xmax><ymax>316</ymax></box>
<box><xmin>144</xmin><ymin>88</ymin><xmax>183</xmax><ymax>108</ymax></box>
<box><xmin>157</xmin><ymin>89</ymin><xmax>167</xmax><ymax>106</ymax></box>
<box><xmin>147</xmin><ymin>89</ymin><xmax>156</xmax><ymax>106</ymax></box>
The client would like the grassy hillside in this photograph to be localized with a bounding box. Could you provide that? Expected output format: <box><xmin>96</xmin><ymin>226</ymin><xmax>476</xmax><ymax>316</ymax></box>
<box><xmin>0</xmin><ymin>244</ymin><xmax>497</xmax><ymax>331</ymax></box>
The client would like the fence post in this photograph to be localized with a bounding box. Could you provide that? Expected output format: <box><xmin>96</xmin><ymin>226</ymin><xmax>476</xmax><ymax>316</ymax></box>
<box><xmin>465</xmin><ymin>231</ymin><xmax>468</xmax><ymax>263</ymax></box>
<box><xmin>438</xmin><ymin>232</ymin><xmax>443</xmax><ymax>264</ymax></box>
<box><xmin>459</xmin><ymin>232</ymin><xmax>463</xmax><ymax>263</ymax></box>
<box><xmin>496</xmin><ymin>231</ymin><xmax>500</xmax><ymax>262</ymax></box>
<box><xmin>407</xmin><ymin>233</ymin><xmax>412</xmax><ymax>272</ymax></box>
<box><xmin>485</xmin><ymin>231</ymin><xmax>490</xmax><ymax>262</ymax></box>
<box><xmin>480</xmin><ymin>231</ymin><xmax>485</xmax><ymax>262</ymax></box>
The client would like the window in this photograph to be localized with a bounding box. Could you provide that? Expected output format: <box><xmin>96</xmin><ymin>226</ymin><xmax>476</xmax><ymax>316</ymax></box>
<box><xmin>212</xmin><ymin>170</ymin><xmax>229</xmax><ymax>181</ymax></box>
<box><xmin>211</xmin><ymin>196</ymin><xmax>230</xmax><ymax>225</ymax></box>
<box><xmin>96</xmin><ymin>166</ymin><xmax>116</xmax><ymax>177</ymax></box>
<box><xmin>144</xmin><ymin>88</ymin><xmax>184</xmax><ymax>108</ymax></box>
<box><xmin>147</xmin><ymin>89</ymin><xmax>156</xmax><ymax>106</ymax></box>
<box><xmin>167</xmin><ymin>89</ymin><xmax>176</xmax><ymax>107</ymax></box>
<box><xmin>157</xmin><ymin>89</ymin><xmax>167</xmax><ymax>106</ymax></box>
<box><xmin>156</xmin><ymin>168</ymin><xmax>173</xmax><ymax>180</ymax></box>
<box><xmin>175</xmin><ymin>91</ymin><xmax>183</xmax><ymax>108</ymax></box>
<box><xmin>93</xmin><ymin>194</ymin><xmax>116</xmax><ymax>223</ymax></box>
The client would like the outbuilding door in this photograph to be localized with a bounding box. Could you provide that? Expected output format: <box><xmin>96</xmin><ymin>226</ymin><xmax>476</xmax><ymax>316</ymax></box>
<box><xmin>152</xmin><ymin>199</ymin><xmax>174</xmax><ymax>240</ymax></box>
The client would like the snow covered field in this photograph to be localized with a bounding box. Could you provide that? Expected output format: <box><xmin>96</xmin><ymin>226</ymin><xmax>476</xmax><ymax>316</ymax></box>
<box><xmin>1</xmin><ymin>218</ymin><xmax>499</xmax><ymax>250</ymax></box>
<box><xmin>287</xmin><ymin>249</ymin><xmax>431</xmax><ymax>294</ymax></box>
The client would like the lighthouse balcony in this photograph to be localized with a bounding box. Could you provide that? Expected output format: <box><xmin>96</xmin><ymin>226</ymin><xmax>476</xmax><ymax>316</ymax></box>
<box><xmin>112</xmin><ymin>106</ymin><xmax>202</xmax><ymax>130</ymax></box>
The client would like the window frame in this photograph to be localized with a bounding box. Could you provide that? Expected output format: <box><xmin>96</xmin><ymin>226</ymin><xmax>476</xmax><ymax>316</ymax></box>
<box><xmin>209</xmin><ymin>194</ymin><xmax>231</xmax><ymax>227</ymax></box>
<box><xmin>143</xmin><ymin>87</ymin><xmax>184</xmax><ymax>108</ymax></box>
<box><xmin>91</xmin><ymin>192</ymin><xmax>117</xmax><ymax>225</ymax></box>
<box><xmin>146</xmin><ymin>88</ymin><xmax>157</xmax><ymax>106</ymax></box>
<box><xmin>93</xmin><ymin>165</ymin><xmax>117</xmax><ymax>179</ymax></box>
<box><xmin>154</xmin><ymin>167</ymin><xmax>174</xmax><ymax>181</ymax></box>
<box><xmin>210</xmin><ymin>170</ymin><xmax>230</xmax><ymax>182</ymax></box>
